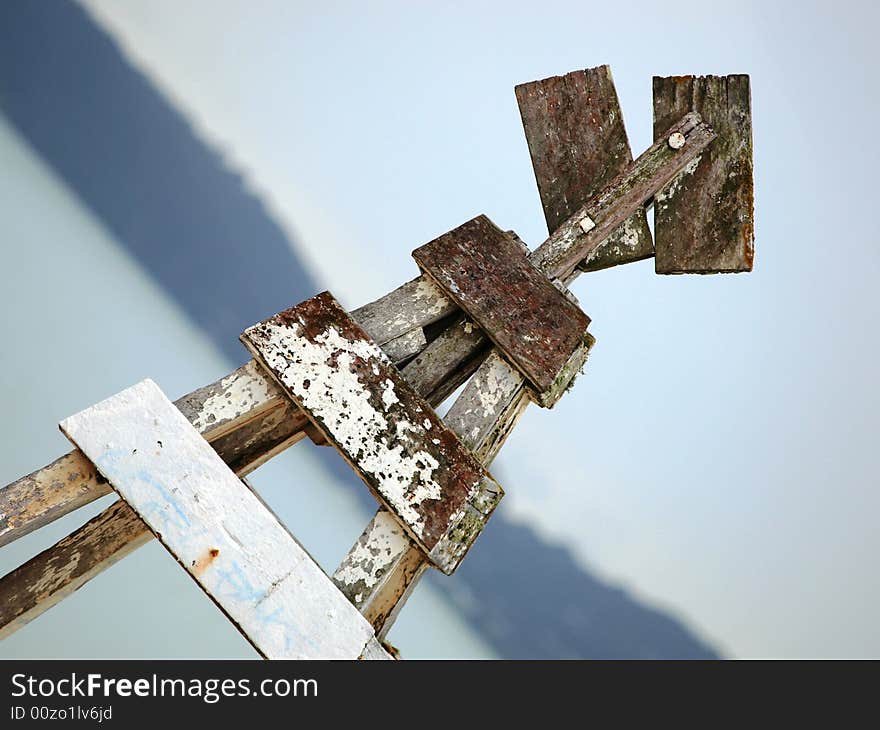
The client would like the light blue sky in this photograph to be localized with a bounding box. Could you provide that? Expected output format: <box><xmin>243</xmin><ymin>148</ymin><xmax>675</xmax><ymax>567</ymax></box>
<box><xmin>3</xmin><ymin>0</ymin><xmax>877</xmax><ymax>657</ymax></box>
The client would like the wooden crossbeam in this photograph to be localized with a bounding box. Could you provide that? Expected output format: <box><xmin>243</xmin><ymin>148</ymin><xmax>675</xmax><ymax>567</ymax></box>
<box><xmin>60</xmin><ymin>379</ymin><xmax>390</xmax><ymax>660</ymax></box>
<box><xmin>0</xmin><ymin>111</ymin><xmax>715</xmax><ymax>641</ymax></box>
<box><xmin>241</xmin><ymin>292</ymin><xmax>503</xmax><ymax>574</ymax></box>
<box><xmin>413</xmin><ymin>216</ymin><xmax>591</xmax><ymax>402</ymax></box>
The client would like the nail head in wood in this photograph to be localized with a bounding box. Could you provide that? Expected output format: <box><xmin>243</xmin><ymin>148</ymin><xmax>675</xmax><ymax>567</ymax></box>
<box><xmin>667</xmin><ymin>131</ymin><xmax>686</xmax><ymax>149</ymax></box>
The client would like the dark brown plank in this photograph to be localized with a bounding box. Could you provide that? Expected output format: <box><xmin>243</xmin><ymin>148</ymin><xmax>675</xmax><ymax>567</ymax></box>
<box><xmin>413</xmin><ymin>215</ymin><xmax>590</xmax><ymax>394</ymax></box>
<box><xmin>515</xmin><ymin>65</ymin><xmax>653</xmax><ymax>270</ymax></box>
<box><xmin>653</xmin><ymin>75</ymin><xmax>754</xmax><ymax>273</ymax></box>
<box><xmin>240</xmin><ymin>292</ymin><xmax>502</xmax><ymax>574</ymax></box>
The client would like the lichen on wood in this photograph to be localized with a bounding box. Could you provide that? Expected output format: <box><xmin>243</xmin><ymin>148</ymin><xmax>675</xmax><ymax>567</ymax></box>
<box><xmin>652</xmin><ymin>75</ymin><xmax>754</xmax><ymax>273</ymax></box>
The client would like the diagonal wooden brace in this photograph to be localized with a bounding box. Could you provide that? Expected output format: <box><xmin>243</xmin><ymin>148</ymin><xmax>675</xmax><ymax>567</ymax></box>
<box><xmin>413</xmin><ymin>216</ymin><xmax>592</xmax><ymax>406</ymax></box>
<box><xmin>241</xmin><ymin>292</ymin><xmax>503</xmax><ymax>575</ymax></box>
<box><xmin>59</xmin><ymin>379</ymin><xmax>390</xmax><ymax>660</ymax></box>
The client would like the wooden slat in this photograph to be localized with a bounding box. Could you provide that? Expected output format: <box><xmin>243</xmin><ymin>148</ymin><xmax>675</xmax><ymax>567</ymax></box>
<box><xmin>413</xmin><ymin>216</ymin><xmax>590</xmax><ymax>396</ymax></box>
<box><xmin>652</xmin><ymin>75</ymin><xmax>754</xmax><ymax>273</ymax></box>
<box><xmin>516</xmin><ymin>65</ymin><xmax>654</xmax><ymax>270</ymax></box>
<box><xmin>0</xmin><ymin>450</ymin><xmax>111</xmax><ymax>549</ymax></box>
<box><xmin>241</xmin><ymin>292</ymin><xmax>503</xmax><ymax>575</ymax></box>
<box><xmin>0</xmin><ymin>500</ymin><xmax>150</xmax><ymax>641</ymax></box>
<box><xmin>333</xmin><ymin>510</ymin><xmax>427</xmax><ymax>635</ymax></box>
<box><xmin>60</xmin><ymin>379</ymin><xmax>385</xmax><ymax>660</ymax></box>
<box><xmin>352</xmin><ymin>276</ymin><xmax>456</xmax><ymax>346</ymax></box>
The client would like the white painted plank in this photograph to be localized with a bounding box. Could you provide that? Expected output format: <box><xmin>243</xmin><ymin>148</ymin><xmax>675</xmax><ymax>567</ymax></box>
<box><xmin>60</xmin><ymin>379</ymin><xmax>383</xmax><ymax>660</ymax></box>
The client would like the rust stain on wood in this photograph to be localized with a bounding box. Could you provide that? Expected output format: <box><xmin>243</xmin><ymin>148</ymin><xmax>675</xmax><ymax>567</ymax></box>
<box><xmin>515</xmin><ymin>65</ymin><xmax>653</xmax><ymax>270</ymax></box>
<box><xmin>241</xmin><ymin>292</ymin><xmax>503</xmax><ymax>574</ymax></box>
<box><xmin>412</xmin><ymin>215</ymin><xmax>590</xmax><ymax>395</ymax></box>
<box><xmin>653</xmin><ymin>74</ymin><xmax>754</xmax><ymax>273</ymax></box>
<box><xmin>191</xmin><ymin>547</ymin><xmax>221</xmax><ymax>576</ymax></box>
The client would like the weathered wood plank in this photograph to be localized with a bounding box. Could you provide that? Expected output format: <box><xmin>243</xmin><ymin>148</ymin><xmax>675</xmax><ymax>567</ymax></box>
<box><xmin>333</xmin><ymin>510</ymin><xmax>427</xmax><ymax>635</ymax></box>
<box><xmin>402</xmin><ymin>316</ymin><xmax>489</xmax><ymax>406</ymax></box>
<box><xmin>351</xmin><ymin>276</ymin><xmax>456</xmax><ymax>347</ymax></box>
<box><xmin>60</xmin><ymin>379</ymin><xmax>383</xmax><ymax>659</ymax></box>
<box><xmin>652</xmin><ymin>75</ymin><xmax>754</xmax><ymax>273</ymax></box>
<box><xmin>241</xmin><ymin>292</ymin><xmax>503</xmax><ymax>574</ymax></box>
<box><xmin>413</xmin><ymin>216</ymin><xmax>590</xmax><ymax>395</ymax></box>
<box><xmin>529</xmin><ymin>112</ymin><xmax>716</xmax><ymax>282</ymax></box>
<box><xmin>333</xmin><ymin>352</ymin><xmax>534</xmax><ymax>637</ymax></box>
<box><xmin>0</xmin><ymin>313</ymin><xmax>480</xmax><ymax>640</ymax></box>
<box><xmin>0</xmin><ymin>500</ymin><xmax>150</xmax><ymax>641</ymax></box>
<box><xmin>0</xmin><ymin>451</ymin><xmax>111</xmax><ymax>549</ymax></box>
<box><xmin>515</xmin><ymin>65</ymin><xmax>654</xmax><ymax>270</ymax></box>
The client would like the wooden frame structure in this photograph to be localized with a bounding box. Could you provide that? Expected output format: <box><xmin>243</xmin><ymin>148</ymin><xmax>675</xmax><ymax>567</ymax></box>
<box><xmin>0</xmin><ymin>66</ymin><xmax>753</xmax><ymax>658</ymax></box>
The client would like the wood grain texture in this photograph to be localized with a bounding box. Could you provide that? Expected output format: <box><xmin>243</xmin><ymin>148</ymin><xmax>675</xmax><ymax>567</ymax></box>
<box><xmin>516</xmin><ymin>65</ymin><xmax>653</xmax><ymax>270</ymax></box>
<box><xmin>351</xmin><ymin>276</ymin><xmax>455</xmax><ymax>347</ymax></box>
<box><xmin>401</xmin><ymin>316</ymin><xmax>489</xmax><ymax>407</ymax></box>
<box><xmin>60</xmin><ymin>379</ymin><xmax>383</xmax><ymax>659</ymax></box>
<box><xmin>652</xmin><ymin>75</ymin><xmax>754</xmax><ymax>273</ymax></box>
<box><xmin>413</xmin><ymin>216</ymin><xmax>590</xmax><ymax>395</ymax></box>
<box><xmin>241</xmin><ymin>292</ymin><xmax>502</xmax><ymax>574</ymax></box>
<box><xmin>0</xmin><ymin>500</ymin><xmax>150</xmax><ymax>641</ymax></box>
<box><xmin>529</xmin><ymin>113</ymin><xmax>716</xmax><ymax>282</ymax></box>
<box><xmin>0</xmin><ymin>450</ymin><xmax>110</xmax><ymax>549</ymax></box>
<box><xmin>332</xmin><ymin>510</ymin><xmax>427</xmax><ymax>636</ymax></box>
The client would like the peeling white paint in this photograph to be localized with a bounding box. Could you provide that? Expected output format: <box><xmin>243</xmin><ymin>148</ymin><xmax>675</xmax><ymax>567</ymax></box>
<box><xmin>60</xmin><ymin>379</ymin><xmax>378</xmax><ymax>659</ymax></box>
<box><xmin>249</xmin><ymin>319</ymin><xmax>448</xmax><ymax>539</ymax></box>
<box><xmin>333</xmin><ymin>511</ymin><xmax>409</xmax><ymax>592</ymax></box>
<box><xmin>190</xmin><ymin>360</ymin><xmax>277</xmax><ymax>434</ymax></box>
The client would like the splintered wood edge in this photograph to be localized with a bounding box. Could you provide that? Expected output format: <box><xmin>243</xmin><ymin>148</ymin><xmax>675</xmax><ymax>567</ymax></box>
<box><xmin>59</xmin><ymin>379</ymin><xmax>382</xmax><ymax>660</ymax></box>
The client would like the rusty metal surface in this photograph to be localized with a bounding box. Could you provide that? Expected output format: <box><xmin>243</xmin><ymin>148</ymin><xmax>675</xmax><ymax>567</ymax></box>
<box><xmin>412</xmin><ymin>215</ymin><xmax>590</xmax><ymax>395</ymax></box>
<box><xmin>515</xmin><ymin>66</ymin><xmax>653</xmax><ymax>270</ymax></box>
<box><xmin>240</xmin><ymin>292</ymin><xmax>502</xmax><ymax>571</ymax></box>
<box><xmin>653</xmin><ymin>75</ymin><xmax>754</xmax><ymax>273</ymax></box>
